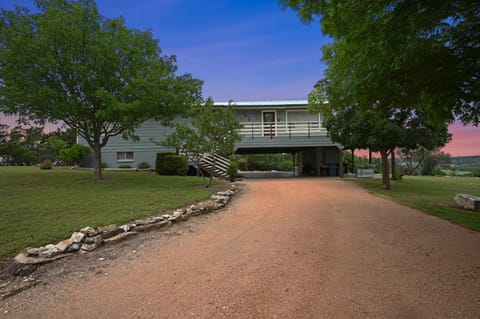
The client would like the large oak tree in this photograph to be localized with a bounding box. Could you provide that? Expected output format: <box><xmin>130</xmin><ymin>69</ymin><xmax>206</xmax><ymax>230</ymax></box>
<box><xmin>0</xmin><ymin>0</ymin><xmax>202</xmax><ymax>180</ymax></box>
<box><xmin>282</xmin><ymin>0</ymin><xmax>474</xmax><ymax>189</ymax></box>
<box><xmin>281</xmin><ymin>0</ymin><xmax>479</xmax><ymax>125</ymax></box>
<box><xmin>310</xmin><ymin>83</ymin><xmax>451</xmax><ymax>189</ymax></box>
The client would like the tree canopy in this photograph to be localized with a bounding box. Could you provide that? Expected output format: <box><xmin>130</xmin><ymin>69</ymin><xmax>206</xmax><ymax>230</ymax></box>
<box><xmin>162</xmin><ymin>99</ymin><xmax>242</xmax><ymax>187</ymax></box>
<box><xmin>283</xmin><ymin>0</ymin><xmax>470</xmax><ymax>189</ymax></box>
<box><xmin>0</xmin><ymin>123</ymin><xmax>79</xmax><ymax>165</ymax></box>
<box><xmin>281</xmin><ymin>0</ymin><xmax>480</xmax><ymax>125</ymax></box>
<box><xmin>0</xmin><ymin>0</ymin><xmax>202</xmax><ymax>180</ymax></box>
<box><xmin>310</xmin><ymin>83</ymin><xmax>451</xmax><ymax>189</ymax></box>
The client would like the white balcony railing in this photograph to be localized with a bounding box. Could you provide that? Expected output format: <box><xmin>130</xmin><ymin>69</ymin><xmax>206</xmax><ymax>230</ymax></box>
<box><xmin>240</xmin><ymin>121</ymin><xmax>328</xmax><ymax>139</ymax></box>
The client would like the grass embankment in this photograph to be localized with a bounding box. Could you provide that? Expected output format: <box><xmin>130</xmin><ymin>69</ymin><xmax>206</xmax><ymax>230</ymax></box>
<box><xmin>0</xmin><ymin>167</ymin><xmax>220</xmax><ymax>259</ymax></box>
<box><xmin>353</xmin><ymin>176</ymin><xmax>480</xmax><ymax>231</ymax></box>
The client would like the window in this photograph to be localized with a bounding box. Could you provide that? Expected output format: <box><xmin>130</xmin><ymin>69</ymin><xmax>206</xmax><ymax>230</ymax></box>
<box><xmin>117</xmin><ymin>152</ymin><xmax>134</xmax><ymax>162</ymax></box>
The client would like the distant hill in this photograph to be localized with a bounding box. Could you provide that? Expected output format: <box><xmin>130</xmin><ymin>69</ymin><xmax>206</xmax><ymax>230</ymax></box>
<box><xmin>451</xmin><ymin>156</ymin><xmax>480</xmax><ymax>167</ymax></box>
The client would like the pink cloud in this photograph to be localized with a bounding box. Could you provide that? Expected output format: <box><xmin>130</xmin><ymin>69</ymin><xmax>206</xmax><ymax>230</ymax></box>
<box><xmin>348</xmin><ymin>122</ymin><xmax>479</xmax><ymax>158</ymax></box>
<box><xmin>441</xmin><ymin>123</ymin><xmax>480</xmax><ymax>157</ymax></box>
<box><xmin>0</xmin><ymin>114</ymin><xmax>60</xmax><ymax>132</ymax></box>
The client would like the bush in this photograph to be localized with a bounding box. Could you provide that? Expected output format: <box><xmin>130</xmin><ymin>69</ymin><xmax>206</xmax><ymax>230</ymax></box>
<box><xmin>393</xmin><ymin>165</ymin><xmax>408</xmax><ymax>180</ymax></box>
<box><xmin>155</xmin><ymin>153</ymin><xmax>188</xmax><ymax>176</ymax></box>
<box><xmin>118</xmin><ymin>164</ymin><xmax>132</xmax><ymax>169</ymax></box>
<box><xmin>226</xmin><ymin>161</ymin><xmax>238</xmax><ymax>182</ymax></box>
<box><xmin>432</xmin><ymin>167</ymin><xmax>446</xmax><ymax>176</ymax></box>
<box><xmin>39</xmin><ymin>159</ymin><xmax>52</xmax><ymax>170</ymax></box>
<box><xmin>60</xmin><ymin>144</ymin><xmax>91</xmax><ymax>165</ymax></box>
<box><xmin>137</xmin><ymin>162</ymin><xmax>150</xmax><ymax>169</ymax></box>
<box><xmin>277</xmin><ymin>160</ymin><xmax>293</xmax><ymax>171</ymax></box>
<box><xmin>472</xmin><ymin>168</ymin><xmax>480</xmax><ymax>178</ymax></box>
<box><xmin>236</xmin><ymin>157</ymin><xmax>248</xmax><ymax>171</ymax></box>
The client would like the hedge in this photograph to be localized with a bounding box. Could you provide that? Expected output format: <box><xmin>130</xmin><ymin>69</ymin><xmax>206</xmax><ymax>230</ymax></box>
<box><xmin>155</xmin><ymin>153</ymin><xmax>188</xmax><ymax>176</ymax></box>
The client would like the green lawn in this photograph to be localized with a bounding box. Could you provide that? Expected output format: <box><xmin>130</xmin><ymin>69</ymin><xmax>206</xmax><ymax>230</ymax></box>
<box><xmin>352</xmin><ymin>176</ymin><xmax>480</xmax><ymax>231</ymax></box>
<box><xmin>0</xmin><ymin>167</ymin><xmax>220</xmax><ymax>259</ymax></box>
<box><xmin>441</xmin><ymin>169</ymin><xmax>475</xmax><ymax>177</ymax></box>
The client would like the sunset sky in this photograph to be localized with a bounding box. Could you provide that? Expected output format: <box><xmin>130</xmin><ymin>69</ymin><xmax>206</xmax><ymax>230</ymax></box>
<box><xmin>0</xmin><ymin>0</ymin><xmax>478</xmax><ymax>156</ymax></box>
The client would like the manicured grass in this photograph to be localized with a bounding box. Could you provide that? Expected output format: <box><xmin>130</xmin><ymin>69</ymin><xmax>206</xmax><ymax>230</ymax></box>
<box><xmin>0</xmin><ymin>167</ymin><xmax>221</xmax><ymax>259</ymax></box>
<box><xmin>441</xmin><ymin>169</ymin><xmax>473</xmax><ymax>176</ymax></box>
<box><xmin>351</xmin><ymin>176</ymin><xmax>480</xmax><ymax>231</ymax></box>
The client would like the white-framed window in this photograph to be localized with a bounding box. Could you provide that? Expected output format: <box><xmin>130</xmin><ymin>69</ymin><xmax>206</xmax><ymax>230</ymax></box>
<box><xmin>117</xmin><ymin>151</ymin><xmax>134</xmax><ymax>162</ymax></box>
<box><xmin>286</xmin><ymin>110</ymin><xmax>321</xmax><ymax>132</ymax></box>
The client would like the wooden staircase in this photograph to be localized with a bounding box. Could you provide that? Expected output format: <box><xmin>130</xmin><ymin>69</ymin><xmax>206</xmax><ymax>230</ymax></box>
<box><xmin>198</xmin><ymin>153</ymin><xmax>230</xmax><ymax>179</ymax></box>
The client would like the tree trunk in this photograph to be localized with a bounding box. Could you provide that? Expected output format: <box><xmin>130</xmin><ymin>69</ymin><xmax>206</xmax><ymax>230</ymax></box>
<box><xmin>391</xmin><ymin>150</ymin><xmax>397</xmax><ymax>180</ymax></box>
<box><xmin>351</xmin><ymin>148</ymin><xmax>355</xmax><ymax>173</ymax></box>
<box><xmin>339</xmin><ymin>149</ymin><xmax>344</xmax><ymax>177</ymax></box>
<box><xmin>93</xmin><ymin>143</ymin><xmax>103</xmax><ymax>181</ymax></box>
<box><xmin>205</xmin><ymin>153</ymin><xmax>216</xmax><ymax>188</ymax></box>
<box><xmin>196</xmin><ymin>158</ymin><xmax>207</xmax><ymax>185</ymax></box>
<box><xmin>195</xmin><ymin>158</ymin><xmax>201</xmax><ymax>177</ymax></box>
<box><xmin>380</xmin><ymin>149</ymin><xmax>391</xmax><ymax>190</ymax></box>
<box><xmin>369</xmin><ymin>149</ymin><xmax>372</xmax><ymax>164</ymax></box>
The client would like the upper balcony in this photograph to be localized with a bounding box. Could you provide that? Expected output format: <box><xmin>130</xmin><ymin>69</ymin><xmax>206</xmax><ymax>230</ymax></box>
<box><xmin>236</xmin><ymin>120</ymin><xmax>338</xmax><ymax>153</ymax></box>
<box><xmin>240</xmin><ymin>120</ymin><xmax>328</xmax><ymax>139</ymax></box>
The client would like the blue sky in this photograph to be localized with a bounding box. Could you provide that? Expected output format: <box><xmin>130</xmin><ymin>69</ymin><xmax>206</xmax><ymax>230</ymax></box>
<box><xmin>1</xmin><ymin>1</ymin><xmax>478</xmax><ymax>155</ymax></box>
<box><xmin>1</xmin><ymin>0</ymin><xmax>329</xmax><ymax>102</ymax></box>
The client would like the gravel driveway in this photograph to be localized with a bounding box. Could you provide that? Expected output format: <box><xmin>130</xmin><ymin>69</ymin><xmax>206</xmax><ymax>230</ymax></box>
<box><xmin>2</xmin><ymin>178</ymin><xmax>480</xmax><ymax>318</ymax></box>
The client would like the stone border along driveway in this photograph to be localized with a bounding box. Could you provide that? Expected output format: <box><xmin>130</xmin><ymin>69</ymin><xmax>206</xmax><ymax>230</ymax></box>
<box><xmin>1</xmin><ymin>184</ymin><xmax>238</xmax><ymax>300</ymax></box>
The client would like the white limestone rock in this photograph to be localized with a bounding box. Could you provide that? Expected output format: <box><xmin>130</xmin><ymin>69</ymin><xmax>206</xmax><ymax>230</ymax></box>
<box><xmin>55</xmin><ymin>239</ymin><xmax>74</xmax><ymax>253</ymax></box>
<box><xmin>97</xmin><ymin>224</ymin><xmax>122</xmax><ymax>238</ymax></box>
<box><xmin>66</xmin><ymin>243</ymin><xmax>81</xmax><ymax>253</ymax></box>
<box><xmin>80</xmin><ymin>242</ymin><xmax>101</xmax><ymax>252</ymax></box>
<box><xmin>135</xmin><ymin>220</ymin><xmax>171</xmax><ymax>232</ymax></box>
<box><xmin>25</xmin><ymin>248</ymin><xmax>40</xmax><ymax>257</ymax></box>
<box><xmin>70</xmin><ymin>232</ymin><xmax>86</xmax><ymax>243</ymax></box>
<box><xmin>454</xmin><ymin>193</ymin><xmax>480</xmax><ymax>211</ymax></box>
<box><xmin>104</xmin><ymin>231</ymin><xmax>137</xmax><ymax>243</ymax></box>
<box><xmin>37</xmin><ymin>244</ymin><xmax>59</xmax><ymax>258</ymax></box>
<box><xmin>173</xmin><ymin>211</ymin><xmax>183</xmax><ymax>218</ymax></box>
<box><xmin>80</xmin><ymin>226</ymin><xmax>97</xmax><ymax>236</ymax></box>
<box><xmin>211</xmin><ymin>195</ymin><xmax>230</xmax><ymax>204</ymax></box>
<box><xmin>120</xmin><ymin>224</ymin><xmax>136</xmax><ymax>232</ymax></box>
<box><xmin>15</xmin><ymin>252</ymin><xmax>72</xmax><ymax>264</ymax></box>
<box><xmin>84</xmin><ymin>234</ymin><xmax>103</xmax><ymax>245</ymax></box>
<box><xmin>134</xmin><ymin>219</ymin><xmax>146</xmax><ymax>226</ymax></box>
<box><xmin>217</xmin><ymin>190</ymin><xmax>235</xmax><ymax>197</ymax></box>
<box><xmin>146</xmin><ymin>216</ymin><xmax>164</xmax><ymax>224</ymax></box>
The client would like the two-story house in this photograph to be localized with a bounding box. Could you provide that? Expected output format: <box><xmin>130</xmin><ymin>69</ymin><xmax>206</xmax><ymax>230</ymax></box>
<box><xmin>79</xmin><ymin>100</ymin><xmax>344</xmax><ymax>177</ymax></box>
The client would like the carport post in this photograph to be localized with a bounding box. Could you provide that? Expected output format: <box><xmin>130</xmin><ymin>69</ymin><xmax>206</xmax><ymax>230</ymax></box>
<box><xmin>291</xmin><ymin>152</ymin><xmax>296</xmax><ymax>175</ymax></box>
<box><xmin>297</xmin><ymin>151</ymin><xmax>303</xmax><ymax>176</ymax></box>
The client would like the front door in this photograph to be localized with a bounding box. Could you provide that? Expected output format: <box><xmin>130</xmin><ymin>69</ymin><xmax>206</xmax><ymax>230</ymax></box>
<box><xmin>263</xmin><ymin>111</ymin><xmax>276</xmax><ymax>137</ymax></box>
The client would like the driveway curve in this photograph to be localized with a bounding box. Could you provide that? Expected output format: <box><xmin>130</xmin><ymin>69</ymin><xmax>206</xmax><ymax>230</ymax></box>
<box><xmin>2</xmin><ymin>178</ymin><xmax>480</xmax><ymax>318</ymax></box>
